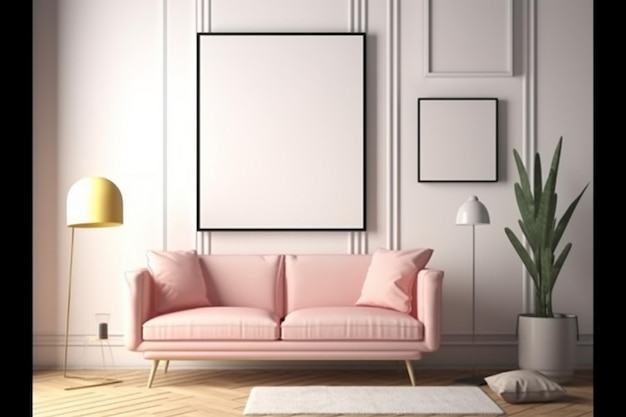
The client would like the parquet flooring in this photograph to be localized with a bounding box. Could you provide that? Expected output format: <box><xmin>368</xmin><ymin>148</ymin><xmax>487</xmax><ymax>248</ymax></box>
<box><xmin>32</xmin><ymin>367</ymin><xmax>593</xmax><ymax>416</ymax></box>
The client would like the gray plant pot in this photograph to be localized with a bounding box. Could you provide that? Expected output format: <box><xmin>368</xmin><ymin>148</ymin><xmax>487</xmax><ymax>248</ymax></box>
<box><xmin>516</xmin><ymin>313</ymin><xmax>578</xmax><ymax>384</ymax></box>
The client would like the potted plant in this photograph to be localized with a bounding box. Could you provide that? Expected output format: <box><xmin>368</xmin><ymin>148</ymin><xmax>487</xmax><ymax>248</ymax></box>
<box><xmin>504</xmin><ymin>136</ymin><xmax>589</xmax><ymax>383</ymax></box>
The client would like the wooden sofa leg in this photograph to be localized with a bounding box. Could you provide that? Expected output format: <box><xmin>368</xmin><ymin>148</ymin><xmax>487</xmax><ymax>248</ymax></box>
<box><xmin>164</xmin><ymin>360</ymin><xmax>170</xmax><ymax>374</ymax></box>
<box><xmin>404</xmin><ymin>360</ymin><xmax>416</xmax><ymax>386</ymax></box>
<box><xmin>147</xmin><ymin>360</ymin><xmax>160</xmax><ymax>388</ymax></box>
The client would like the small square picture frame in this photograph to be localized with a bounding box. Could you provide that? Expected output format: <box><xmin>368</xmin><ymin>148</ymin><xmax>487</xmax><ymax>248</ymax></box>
<box><xmin>417</xmin><ymin>97</ymin><xmax>498</xmax><ymax>182</ymax></box>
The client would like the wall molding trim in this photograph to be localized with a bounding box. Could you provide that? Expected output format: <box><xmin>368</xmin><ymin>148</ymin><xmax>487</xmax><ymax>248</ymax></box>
<box><xmin>424</xmin><ymin>0</ymin><xmax>513</xmax><ymax>77</ymax></box>
<box><xmin>521</xmin><ymin>0</ymin><xmax>536</xmax><ymax>312</ymax></box>
<box><xmin>196</xmin><ymin>0</ymin><xmax>211</xmax><ymax>254</ymax></box>
<box><xmin>386</xmin><ymin>0</ymin><xmax>399</xmax><ymax>250</ymax></box>
<box><xmin>197</xmin><ymin>0</ymin><xmax>210</xmax><ymax>33</ymax></box>
<box><xmin>352</xmin><ymin>0</ymin><xmax>367</xmax><ymax>255</ymax></box>
<box><xmin>34</xmin><ymin>333</ymin><xmax>126</xmax><ymax>347</ymax></box>
<box><xmin>162</xmin><ymin>0</ymin><xmax>169</xmax><ymax>250</ymax></box>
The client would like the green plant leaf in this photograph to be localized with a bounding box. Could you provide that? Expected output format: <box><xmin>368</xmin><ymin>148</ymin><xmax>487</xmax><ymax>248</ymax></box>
<box><xmin>551</xmin><ymin>242</ymin><xmax>572</xmax><ymax>293</ymax></box>
<box><xmin>504</xmin><ymin>136</ymin><xmax>588</xmax><ymax>318</ymax></box>
<box><xmin>513</xmin><ymin>149</ymin><xmax>533</xmax><ymax>204</ymax></box>
<box><xmin>532</xmin><ymin>152</ymin><xmax>543</xmax><ymax>217</ymax></box>
<box><xmin>552</xmin><ymin>184</ymin><xmax>589</xmax><ymax>251</ymax></box>
<box><xmin>504</xmin><ymin>227</ymin><xmax>538</xmax><ymax>282</ymax></box>
<box><xmin>514</xmin><ymin>184</ymin><xmax>538</xmax><ymax>249</ymax></box>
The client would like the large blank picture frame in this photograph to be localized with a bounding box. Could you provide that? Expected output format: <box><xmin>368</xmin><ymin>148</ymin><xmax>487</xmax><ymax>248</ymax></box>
<box><xmin>418</xmin><ymin>98</ymin><xmax>498</xmax><ymax>182</ymax></box>
<box><xmin>197</xmin><ymin>33</ymin><xmax>366</xmax><ymax>231</ymax></box>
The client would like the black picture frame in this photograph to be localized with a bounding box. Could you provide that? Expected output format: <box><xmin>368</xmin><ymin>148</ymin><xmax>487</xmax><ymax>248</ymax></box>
<box><xmin>196</xmin><ymin>32</ymin><xmax>367</xmax><ymax>231</ymax></box>
<box><xmin>417</xmin><ymin>97</ymin><xmax>498</xmax><ymax>182</ymax></box>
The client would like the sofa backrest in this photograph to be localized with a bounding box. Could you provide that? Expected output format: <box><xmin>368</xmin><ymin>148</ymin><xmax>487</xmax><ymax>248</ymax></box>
<box><xmin>284</xmin><ymin>254</ymin><xmax>372</xmax><ymax>314</ymax></box>
<box><xmin>197</xmin><ymin>254</ymin><xmax>284</xmax><ymax>318</ymax></box>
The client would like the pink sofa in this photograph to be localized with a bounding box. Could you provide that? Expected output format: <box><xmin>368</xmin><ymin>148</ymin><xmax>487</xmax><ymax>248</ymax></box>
<box><xmin>124</xmin><ymin>249</ymin><xmax>444</xmax><ymax>387</ymax></box>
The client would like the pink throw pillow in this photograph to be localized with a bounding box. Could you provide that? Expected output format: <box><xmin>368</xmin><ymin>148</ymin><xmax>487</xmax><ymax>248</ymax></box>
<box><xmin>146</xmin><ymin>249</ymin><xmax>211</xmax><ymax>314</ymax></box>
<box><xmin>355</xmin><ymin>248</ymin><xmax>433</xmax><ymax>313</ymax></box>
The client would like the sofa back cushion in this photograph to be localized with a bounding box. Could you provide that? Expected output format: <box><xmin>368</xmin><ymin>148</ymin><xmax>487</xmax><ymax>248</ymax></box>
<box><xmin>355</xmin><ymin>248</ymin><xmax>434</xmax><ymax>314</ymax></box>
<box><xmin>146</xmin><ymin>249</ymin><xmax>211</xmax><ymax>315</ymax></box>
<box><xmin>198</xmin><ymin>254</ymin><xmax>284</xmax><ymax>318</ymax></box>
<box><xmin>285</xmin><ymin>254</ymin><xmax>372</xmax><ymax>313</ymax></box>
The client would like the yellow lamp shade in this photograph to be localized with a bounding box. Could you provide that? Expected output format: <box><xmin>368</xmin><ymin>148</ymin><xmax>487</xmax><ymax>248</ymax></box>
<box><xmin>66</xmin><ymin>176</ymin><xmax>123</xmax><ymax>228</ymax></box>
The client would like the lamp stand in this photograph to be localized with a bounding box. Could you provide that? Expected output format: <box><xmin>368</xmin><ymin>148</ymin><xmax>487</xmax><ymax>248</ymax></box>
<box><xmin>455</xmin><ymin>225</ymin><xmax>486</xmax><ymax>386</ymax></box>
<box><xmin>63</xmin><ymin>227</ymin><xmax>122</xmax><ymax>390</ymax></box>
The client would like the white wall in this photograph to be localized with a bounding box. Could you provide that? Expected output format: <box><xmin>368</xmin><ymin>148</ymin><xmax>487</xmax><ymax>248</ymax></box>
<box><xmin>33</xmin><ymin>0</ymin><xmax>593</xmax><ymax>370</ymax></box>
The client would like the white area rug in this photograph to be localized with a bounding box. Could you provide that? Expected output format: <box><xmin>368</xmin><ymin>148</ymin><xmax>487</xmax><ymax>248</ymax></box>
<box><xmin>244</xmin><ymin>385</ymin><xmax>504</xmax><ymax>415</ymax></box>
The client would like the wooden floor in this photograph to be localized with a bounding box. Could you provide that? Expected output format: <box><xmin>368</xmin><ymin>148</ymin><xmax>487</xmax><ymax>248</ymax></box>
<box><xmin>32</xmin><ymin>367</ymin><xmax>593</xmax><ymax>417</ymax></box>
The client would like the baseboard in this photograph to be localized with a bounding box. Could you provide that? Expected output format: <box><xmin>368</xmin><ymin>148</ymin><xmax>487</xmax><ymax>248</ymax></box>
<box><xmin>32</xmin><ymin>333</ymin><xmax>593</xmax><ymax>370</ymax></box>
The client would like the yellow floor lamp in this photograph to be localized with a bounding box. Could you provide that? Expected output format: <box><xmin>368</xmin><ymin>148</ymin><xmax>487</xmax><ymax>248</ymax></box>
<box><xmin>64</xmin><ymin>176</ymin><xmax>123</xmax><ymax>390</ymax></box>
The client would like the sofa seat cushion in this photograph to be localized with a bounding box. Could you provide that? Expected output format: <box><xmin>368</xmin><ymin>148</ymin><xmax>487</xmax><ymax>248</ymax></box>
<box><xmin>281</xmin><ymin>306</ymin><xmax>422</xmax><ymax>341</ymax></box>
<box><xmin>143</xmin><ymin>306</ymin><xmax>280</xmax><ymax>341</ymax></box>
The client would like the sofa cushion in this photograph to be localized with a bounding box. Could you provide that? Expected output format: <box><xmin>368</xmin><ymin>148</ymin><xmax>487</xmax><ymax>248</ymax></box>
<box><xmin>355</xmin><ymin>248</ymin><xmax>434</xmax><ymax>313</ymax></box>
<box><xmin>198</xmin><ymin>255</ymin><xmax>284</xmax><ymax>317</ymax></box>
<box><xmin>281</xmin><ymin>306</ymin><xmax>422</xmax><ymax>340</ymax></box>
<box><xmin>146</xmin><ymin>249</ymin><xmax>211</xmax><ymax>314</ymax></box>
<box><xmin>284</xmin><ymin>254</ymin><xmax>372</xmax><ymax>313</ymax></box>
<box><xmin>143</xmin><ymin>306</ymin><xmax>280</xmax><ymax>340</ymax></box>
<box><xmin>485</xmin><ymin>369</ymin><xmax>566</xmax><ymax>403</ymax></box>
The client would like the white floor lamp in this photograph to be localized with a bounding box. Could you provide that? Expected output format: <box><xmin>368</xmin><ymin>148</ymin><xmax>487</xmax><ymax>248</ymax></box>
<box><xmin>455</xmin><ymin>195</ymin><xmax>490</xmax><ymax>386</ymax></box>
<box><xmin>64</xmin><ymin>176</ymin><xmax>124</xmax><ymax>390</ymax></box>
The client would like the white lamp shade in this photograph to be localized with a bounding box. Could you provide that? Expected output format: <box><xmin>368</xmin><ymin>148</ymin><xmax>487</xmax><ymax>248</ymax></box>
<box><xmin>66</xmin><ymin>176</ymin><xmax>124</xmax><ymax>228</ymax></box>
<box><xmin>456</xmin><ymin>196</ymin><xmax>490</xmax><ymax>225</ymax></box>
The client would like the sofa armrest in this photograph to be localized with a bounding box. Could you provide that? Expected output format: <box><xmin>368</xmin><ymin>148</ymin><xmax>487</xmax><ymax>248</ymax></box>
<box><xmin>124</xmin><ymin>268</ymin><xmax>155</xmax><ymax>351</ymax></box>
<box><xmin>416</xmin><ymin>268</ymin><xmax>444</xmax><ymax>352</ymax></box>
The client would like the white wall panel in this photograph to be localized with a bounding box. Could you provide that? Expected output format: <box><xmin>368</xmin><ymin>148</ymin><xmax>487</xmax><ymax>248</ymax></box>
<box><xmin>32</xmin><ymin>0</ymin><xmax>593</xmax><ymax>370</ymax></box>
<box><xmin>197</xmin><ymin>0</ymin><xmax>367</xmax><ymax>254</ymax></box>
<box><xmin>401</xmin><ymin>0</ymin><xmax>524</xmax><ymax>337</ymax></box>
<box><xmin>33</xmin><ymin>0</ymin><xmax>164</xmax><ymax>351</ymax></box>
<box><xmin>165</xmin><ymin>0</ymin><xmax>199</xmax><ymax>250</ymax></box>
<box><xmin>536</xmin><ymin>0</ymin><xmax>593</xmax><ymax>333</ymax></box>
<box><xmin>33</xmin><ymin>0</ymin><xmax>61</xmax><ymax>337</ymax></box>
<box><xmin>210</xmin><ymin>0</ymin><xmax>350</xmax><ymax>31</ymax></box>
<box><xmin>207</xmin><ymin>232</ymin><xmax>353</xmax><ymax>255</ymax></box>
<box><xmin>364</xmin><ymin>0</ymin><xmax>394</xmax><ymax>254</ymax></box>
<box><xmin>424</xmin><ymin>0</ymin><xmax>513</xmax><ymax>76</ymax></box>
